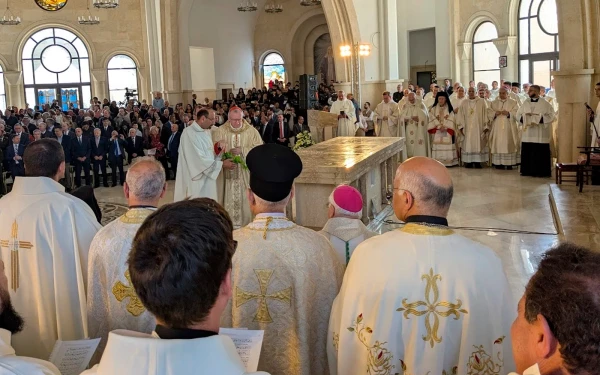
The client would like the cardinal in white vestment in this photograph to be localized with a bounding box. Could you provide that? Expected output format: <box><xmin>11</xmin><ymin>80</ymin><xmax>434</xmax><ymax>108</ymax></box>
<box><xmin>87</xmin><ymin>158</ymin><xmax>167</xmax><ymax>364</ymax></box>
<box><xmin>400</xmin><ymin>92</ymin><xmax>431</xmax><ymax>158</ymax></box>
<box><xmin>0</xmin><ymin>139</ymin><xmax>101</xmax><ymax>359</ymax></box>
<box><xmin>319</xmin><ymin>185</ymin><xmax>376</xmax><ymax>266</ymax></box>
<box><xmin>212</xmin><ymin>107</ymin><xmax>264</xmax><ymax>228</ymax></box>
<box><xmin>221</xmin><ymin>144</ymin><xmax>344</xmax><ymax>375</ymax></box>
<box><xmin>489</xmin><ymin>88</ymin><xmax>520</xmax><ymax>169</ymax></box>
<box><xmin>457</xmin><ymin>87</ymin><xmax>490</xmax><ymax>167</ymax></box>
<box><xmin>428</xmin><ymin>92</ymin><xmax>459</xmax><ymax>167</ymax></box>
<box><xmin>516</xmin><ymin>85</ymin><xmax>555</xmax><ymax>177</ymax></box>
<box><xmin>330</xmin><ymin>91</ymin><xmax>358</xmax><ymax>137</ymax></box>
<box><xmin>328</xmin><ymin>157</ymin><xmax>516</xmax><ymax>375</ymax></box>
<box><xmin>174</xmin><ymin>109</ymin><xmax>236</xmax><ymax>201</ymax></box>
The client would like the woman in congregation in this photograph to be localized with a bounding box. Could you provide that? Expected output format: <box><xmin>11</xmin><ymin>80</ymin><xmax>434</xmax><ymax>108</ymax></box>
<box><xmin>148</xmin><ymin>124</ymin><xmax>169</xmax><ymax>173</ymax></box>
<box><xmin>428</xmin><ymin>91</ymin><xmax>459</xmax><ymax>167</ymax></box>
<box><xmin>236</xmin><ymin>88</ymin><xmax>246</xmax><ymax>102</ymax></box>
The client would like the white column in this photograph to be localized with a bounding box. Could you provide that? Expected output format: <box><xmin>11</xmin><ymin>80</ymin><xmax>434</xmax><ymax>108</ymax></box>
<box><xmin>4</xmin><ymin>71</ymin><xmax>24</xmax><ymax>108</ymax></box>
<box><xmin>492</xmin><ymin>36</ymin><xmax>518</xmax><ymax>82</ymax></box>
<box><xmin>90</xmin><ymin>69</ymin><xmax>108</xmax><ymax>101</ymax></box>
<box><xmin>378</xmin><ymin>0</ymin><xmax>399</xmax><ymax>80</ymax></box>
<box><xmin>457</xmin><ymin>42</ymin><xmax>472</xmax><ymax>86</ymax></box>
<box><xmin>434</xmin><ymin>0</ymin><xmax>451</xmax><ymax>82</ymax></box>
<box><xmin>144</xmin><ymin>0</ymin><xmax>165</xmax><ymax>95</ymax></box>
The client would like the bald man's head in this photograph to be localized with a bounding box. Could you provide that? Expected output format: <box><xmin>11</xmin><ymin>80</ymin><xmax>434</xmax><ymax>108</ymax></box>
<box><xmin>125</xmin><ymin>157</ymin><xmax>167</xmax><ymax>204</ymax></box>
<box><xmin>393</xmin><ymin>157</ymin><xmax>453</xmax><ymax>221</ymax></box>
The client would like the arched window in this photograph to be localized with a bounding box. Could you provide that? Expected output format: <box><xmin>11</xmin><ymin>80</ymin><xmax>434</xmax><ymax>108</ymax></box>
<box><xmin>262</xmin><ymin>52</ymin><xmax>285</xmax><ymax>87</ymax></box>
<box><xmin>107</xmin><ymin>54</ymin><xmax>139</xmax><ymax>104</ymax></box>
<box><xmin>22</xmin><ymin>27</ymin><xmax>91</xmax><ymax>111</ymax></box>
<box><xmin>518</xmin><ymin>0</ymin><xmax>559</xmax><ymax>88</ymax></box>
<box><xmin>472</xmin><ymin>22</ymin><xmax>500</xmax><ymax>86</ymax></box>
<box><xmin>0</xmin><ymin>65</ymin><xmax>6</xmax><ymax>111</ymax></box>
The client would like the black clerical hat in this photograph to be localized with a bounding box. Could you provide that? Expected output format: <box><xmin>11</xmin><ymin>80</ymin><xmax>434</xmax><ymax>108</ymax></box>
<box><xmin>512</xmin><ymin>82</ymin><xmax>521</xmax><ymax>87</ymax></box>
<box><xmin>247</xmin><ymin>144</ymin><xmax>303</xmax><ymax>202</ymax></box>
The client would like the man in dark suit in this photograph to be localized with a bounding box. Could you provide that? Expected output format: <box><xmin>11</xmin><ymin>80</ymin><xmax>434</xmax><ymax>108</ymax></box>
<box><xmin>272</xmin><ymin>114</ymin><xmax>290</xmax><ymax>147</ymax></box>
<box><xmin>166</xmin><ymin>122</ymin><xmax>181</xmax><ymax>180</ymax></box>
<box><xmin>108</xmin><ymin>130</ymin><xmax>126</xmax><ymax>187</ymax></box>
<box><xmin>71</xmin><ymin>127</ymin><xmax>92</xmax><ymax>187</ymax></box>
<box><xmin>5</xmin><ymin>134</ymin><xmax>25</xmax><ymax>179</ymax></box>
<box><xmin>258</xmin><ymin>115</ymin><xmax>273</xmax><ymax>144</ymax></box>
<box><xmin>11</xmin><ymin>124</ymin><xmax>30</xmax><ymax>148</ymax></box>
<box><xmin>91</xmin><ymin>128</ymin><xmax>109</xmax><ymax>188</ymax></box>
<box><xmin>125</xmin><ymin>128</ymin><xmax>145</xmax><ymax>164</ymax></box>
<box><xmin>54</xmin><ymin>126</ymin><xmax>73</xmax><ymax>190</ymax></box>
<box><xmin>99</xmin><ymin>118</ymin><xmax>113</xmax><ymax>139</ymax></box>
<box><xmin>159</xmin><ymin>118</ymin><xmax>171</xmax><ymax>147</ymax></box>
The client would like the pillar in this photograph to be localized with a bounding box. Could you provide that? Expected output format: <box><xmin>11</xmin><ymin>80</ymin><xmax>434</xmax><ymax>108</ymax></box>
<box><xmin>378</xmin><ymin>0</ymin><xmax>399</xmax><ymax>80</ymax></box>
<box><xmin>4</xmin><ymin>71</ymin><xmax>24</xmax><ymax>108</ymax></box>
<box><xmin>457</xmin><ymin>42</ymin><xmax>472</xmax><ymax>86</ymax></box>
<box><xmin>144</xmin><ymin>0</ymin><xmax>165</xmax><ymax>95</ymax></box>
<box><xmin>492</xmin><ymin>36</ymin><xmax>518</xmax><ymax>82</ymax></box>
<box><xmin>160</xmin><ymin>0</ymin><xmax>182</xmax><ymax>104</ymax></box>
<box><xmin>90</xmin><ymin>69</ymin><xmax>108</xmax><ymax>101</ymax></box>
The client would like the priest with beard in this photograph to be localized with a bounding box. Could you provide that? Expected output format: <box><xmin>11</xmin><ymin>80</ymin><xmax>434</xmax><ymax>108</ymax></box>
<box><xmin>457</xmin><ymin>87</ymin><xmax>490</xmax><ymax>168</ymax></box>
<box><xmin>327</xmin><ymin>157</ymin><xmax>515</xmax><ymax>375</ymax></box>
<box><xmin>516</xmin><ymin>85</ymin><xmax>555</xmax><ymax>177</ymax></box>
<box><xmin>0</xmin><ymin>259</ymin><xmax>60</xmax><ymax>374</ymax></box>
<box><xmin>399</xmin><ymin>92</ymin><xmax>430</xmax><ymax>158</ymax></box>
<box><xmin>212</xmin><ymin>106</ymin><xmax>264</xmax><ymax>228</ymax></box>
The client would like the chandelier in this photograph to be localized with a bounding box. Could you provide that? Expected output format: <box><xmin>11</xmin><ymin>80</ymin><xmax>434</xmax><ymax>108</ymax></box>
<box><xmin>93</xmin><ymin>0</ymin><xmax>118</xmax><ymax>9</ymax></box>
<box><xmin>0</xmin><ymin>1</ymin><xmax>20</xmax><ymax>25</ymax></box>
<box><xmin>264</xmin><ymin>2</ymin><xmax>283</xmax><ymax>13</ymax></box>
<box><xmin>300</xmin><ymin>0</ymin><xmax>321</xmax><ymax>6</ymax></box>
<box><xmin>79</xmin><ymin>3</ymin><xmax>100</xmax><ymax>25</ymax></box>
<box><xmin>237</xmin><ymin>1</ymin><xmax>257</xmax><ymax>12</ymax></box>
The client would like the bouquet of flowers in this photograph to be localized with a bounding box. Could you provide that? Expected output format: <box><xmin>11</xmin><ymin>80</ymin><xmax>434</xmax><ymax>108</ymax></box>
<box><xmin>293</xmin><ymin>131</ymin><xmax>315</xmax><ymax>151</ymax></box>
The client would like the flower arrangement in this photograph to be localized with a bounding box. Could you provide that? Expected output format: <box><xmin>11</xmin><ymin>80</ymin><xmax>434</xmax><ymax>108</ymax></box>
<box><xmin>293</xmin><ymin>131</ymin><xmax>314</xmax><ymax>151</ymax></box>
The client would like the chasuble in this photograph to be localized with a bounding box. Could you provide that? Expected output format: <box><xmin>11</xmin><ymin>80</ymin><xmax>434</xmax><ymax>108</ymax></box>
<box><xmin>87</xmin><ymin>208</ymin><xmax>157</xmax><ymax>364</ymax></box>
<box><xmin>330</xmin><ymin>99</ymin><xmax>357</xmax><ymax>137</ymax></box>
<box><xmin>399</xmin><ymin>102</ymin><xmax>430</xmax><ymax>158</ymax></box>
<box><xmin>319</xmin><ymin>216</ymin><xmax>376</xmax><ymax>266</ymax></box>
<box><xmin>0</xmin><ymin>177</ymin><xmax>101</xmax><ymax>359</ymax></box>
<box><xmin>488</xmin><ymin>98</ymin><xmax>520</xmax><ymax>166</ymax></box>
<box><xmin>328</xmin><ymin>223</ymin><xmax>516</xmax><ymax>375</ymax></box>
<box><xmin>221</xmin><ymin>213</ymin><xmax>344</xmax><ymax>375</ymax></box>
<box><xmin>212</xmin><ymin>120</ymin><xmax>264</xmax><ymax>228</ymax></box>
<box><xmin>457</xmin><ymin>97</ymin><xmax>490</xmax><ymax>163</ymax></box>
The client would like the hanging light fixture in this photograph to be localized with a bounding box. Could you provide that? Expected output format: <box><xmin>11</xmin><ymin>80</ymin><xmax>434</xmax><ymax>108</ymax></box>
<box><xmin>264</xmin><ymin>1</ymin><xmax>283</xmax><ymax>13</ymax></box>
<box><xmin>237</xmin><ymin>1</ymin><xmax>257</xmax><ymax>12</ymax></box>
<box><xmin>300</xmin><ymin>0</ymin><xmax>321</xmax><ymax>6</ymax></box>
<box><xmin>0</xmin><ymin>0</ymin><xmax>20</xmax><ymax>26</ymax></box>
<box><xmin>93</xmin><ymin>0</ymin><xmax>118</xmax><ymax>9</ymax></box>
<box><xmin>79</xmin><ymin>2</ymin><xmax>100</xmax><ymax>25</ymax></box>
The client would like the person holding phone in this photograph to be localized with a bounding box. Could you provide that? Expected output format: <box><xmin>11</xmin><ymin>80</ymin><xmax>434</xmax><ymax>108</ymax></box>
<box><xmin>329</xmin><ymin>90</ymin><xmax>357</xmax><ymax>136</ymax></box>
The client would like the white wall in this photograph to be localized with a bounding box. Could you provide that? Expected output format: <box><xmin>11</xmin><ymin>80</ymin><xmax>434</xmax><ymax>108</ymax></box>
<box><xmin>189</xmin><ymin>47</ymin><xmax>216</xmax><ymax>90</ymax></box>
<box><xmin>351</xmin><ymin>0</ymin><xmax>382</xmax><ymax>81</ymax></box>
<box><xmin>409</xmin><ymin>28</ymin><xmax>436</xmax><ymax>67</ymax></box>
<box><xmin>188</xmin><ymin>0</ymin><xmax>256</xmax><ymax>89</ymax></box>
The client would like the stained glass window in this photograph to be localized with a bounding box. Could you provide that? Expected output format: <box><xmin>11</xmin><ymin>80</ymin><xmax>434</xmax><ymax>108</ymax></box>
<box><xmin>472</xmin><ymin>22</ymin><xmax>501</xmax><ymax>86</ymax></box>
<box><xmin>262</xmin><ymin>52</ymin><xmax>285</xmax><ymax>87</ymax></box>
<box><xmin>107</xmin><ymin>54</ymin><xmax>139</xmax><ymax>103</ymax></box>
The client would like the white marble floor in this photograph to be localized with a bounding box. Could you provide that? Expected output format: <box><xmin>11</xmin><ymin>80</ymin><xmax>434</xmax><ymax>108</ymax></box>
<box><xmin>94</xmin><ymin>168</ymin><xmax>559</xmax><ymax>304</ymax></box>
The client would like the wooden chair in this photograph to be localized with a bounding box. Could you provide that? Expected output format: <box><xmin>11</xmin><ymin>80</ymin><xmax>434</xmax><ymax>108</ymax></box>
<box><xmin>577</xmin><ymin>147</ymin><xmax>600</xmax><ymax>192</ymax></box>
<box><xmin>555</xmin><ymin>162</ymin><xmax>580</xmax><ymax>185</ymax></box>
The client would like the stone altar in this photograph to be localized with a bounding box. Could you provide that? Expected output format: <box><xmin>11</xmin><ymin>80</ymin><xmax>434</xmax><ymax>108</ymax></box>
<box><xmin>307</xmin><ymin>110</ymin><xmax>339</xmax><ymax>143</ymax></box>
<box><xmin>293</xmin><ymin>137</ymin><xmax>405</xmax><ymax>228</ymax></box>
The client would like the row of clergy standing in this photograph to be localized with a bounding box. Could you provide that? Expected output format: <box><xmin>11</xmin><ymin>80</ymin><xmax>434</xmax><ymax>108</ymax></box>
<box><xmin>2</xmin><ymin>138</ymin><xmax>597</xmax><ymax>375</ymax></box>
<box><xmin>331</xmin><ymin>81</ymin><xmax>557</xmax><ymax>177</ymax></box>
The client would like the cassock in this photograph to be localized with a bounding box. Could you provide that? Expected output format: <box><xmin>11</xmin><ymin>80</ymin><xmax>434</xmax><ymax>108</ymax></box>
<box><xmin>0</xmin><ymin>328</ymin><xmax>60</xmax><ymax>375</ymax></box>
<box><xmin>488</xmin><ymin>98</ymin><xmax>520</xmax><ymax>166</ymax></box>
<box><xmin>0</xmin><ymin>177</ymin><xmax>101</xmax><ymax>359</ymax></box>
<box><xmin>399</xmin><ymin>101</ymin><xmax>430</xmax><ymax>158</ymax></box>
<box><xmin>87</xmin><ymin>208</ymin><xmax>157</xmax><ymax>364</ymax></box>
<box><xmin>457</xmin><ymin>98</ymin><xmax>490</xmax><ymax>163</ymax></box>
<box><xmin>174</xmin><ymin>122</ymin><xmax>223</xmax><ymax>201</ymax></box>
<box><xmin>221</xmin><ymin>213</ymin><xmax>344</xmax><ymax>375</ymax></box>
<box><xmin>82</xmin><ymin>330</ymin><xmax>269</xmax><ymax>375</ymax></box>
<box><xmin>516</xmin><ymin>98</ymin><xmax>555</xmax><ymax>177</ymax></box>
<box><xmin>328</xmin><ymin>221</ymin><xmax>515</xmax><ymax>375</ymax></box>
<box><xmin>330</xmin><ymin>99</ymin><xmax>357</xmax><ymax>137</ymax></box>
<box><xmin>428</xmin><ymin>105</ymin><xmax>458</xmax><ymax>166</ymax></box>
<box><xmin>212</xmin><ymin>121</ymin><xmax>264</xmax><ymax>228</ymax></box>
<box><xmin>319</xmin><ymin>217</ymin><xmax>376</xmax><ymax>266</ymax></box>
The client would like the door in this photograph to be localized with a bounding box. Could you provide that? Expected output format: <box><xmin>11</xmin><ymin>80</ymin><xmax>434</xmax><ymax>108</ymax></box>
<box><xmin>417</xmin><ymin>72</ymin><xmax>433</xmax><ymax>93</ymax></box>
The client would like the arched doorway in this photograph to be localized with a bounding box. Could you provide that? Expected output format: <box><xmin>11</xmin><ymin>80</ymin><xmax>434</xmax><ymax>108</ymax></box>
<box><xmin>22</xmin><ymin>27</ymin><xmax>91</xmax><ymax>110</ymax></box>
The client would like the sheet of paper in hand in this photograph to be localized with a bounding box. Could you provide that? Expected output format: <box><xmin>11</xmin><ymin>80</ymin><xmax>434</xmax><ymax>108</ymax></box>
<box><xmin>219</xmin><ymin>328</ymin><xmax>265</xmax><ymax>372</ymax></box>
<box><xmin>49</xmin><ymin>338</ymin><xmax>101</xmax><ymax>375</ymax></box>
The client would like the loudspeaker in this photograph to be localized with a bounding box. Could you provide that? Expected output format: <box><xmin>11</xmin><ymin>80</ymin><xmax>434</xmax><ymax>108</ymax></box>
<box><xmin>299</xmin><ymin>74</ymin><xmax>318</xmax><ymax>110</ymax></box>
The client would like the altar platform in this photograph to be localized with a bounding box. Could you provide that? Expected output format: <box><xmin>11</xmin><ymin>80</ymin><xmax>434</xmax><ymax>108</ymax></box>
<box><xmin>549</xmin><ymin>184</ymin><xmax>600</xmax><ymax>250</ymax></box>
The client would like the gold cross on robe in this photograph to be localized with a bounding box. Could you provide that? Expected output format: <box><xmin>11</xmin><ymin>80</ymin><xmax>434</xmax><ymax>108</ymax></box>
<box><xmin>235</xmin><ymin>269</ymin><xmax>292</xmax><ymax>323</ymax></box>
<box><xmin>397</xmin><ymin>268</ymin><xmax>468</xmax><ymax>348</ymax></box>
<box><xmin>112</xmin><ymin>271</ymin><xmax>146</xmax><ymax>316</ymax></box>
<box><xmin>0</xmin><ymin>220</ymin><xmax>33</xmax><ymax>291</ymax></box>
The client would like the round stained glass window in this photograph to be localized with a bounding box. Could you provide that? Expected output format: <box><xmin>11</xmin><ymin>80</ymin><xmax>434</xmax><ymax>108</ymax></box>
<box><xmin>34</xmin><ymin>0</ymin><xmax>69</xmax><ymax>11</ymax></box>
<box><xmin>41</xmin><ymin>45</ymin><xmax>71</xmax><ymax>73</ymax></box>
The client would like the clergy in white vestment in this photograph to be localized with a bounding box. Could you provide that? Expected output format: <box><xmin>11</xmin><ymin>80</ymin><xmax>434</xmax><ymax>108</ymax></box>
<box><xmin>489</xmin><ymin>80</ymin><xmax>500</xmax><ymax>99</ymax></box>
<box><xmin>457</xmin><ymin>87</ymin><xmax>490</xmax><ymax>167</ymax></box>
<box><xmin>87</xmin><ymin>158</ymin><xmax>167</xmax><ymax>364</ymax></box>
<box><xmin>540</xmin><ymin>86</ymin><xmax>560</xmax><ymax>158</ymax></box>
<box><xmin>328</xmin><ymin>157</ymin><xmax>515</xmax><ymax>375</ymax></box>
<box><xmin>85</xmin><ymin>199</ymin><xmax>269</xmax><ymax>375</ymax></box>
<box><xmin>374</xmin><ymin>92</ymin><xmax>400</xmax><ymax>137</ymax></box>
<box><xmin>428</xmin><ymin>92</ymin><xmax>459</xmax><ymax>167</ymax></box>
<box><xmin>319</xmin><ymin>185</ymin><xmax>376</xmax><ymax>266</ymax></box>
<box><xmin>400</xmin><ymin>92</ymin><xmax>431</xmax><ymax>158</ymax></box>
<box><xmin>212</xmin><ymin>107</ymin><xmax>264</xmax><ymax>228</ymax></box>
<box><xmin>489</xmin><ymin>88</ymin><xmax>520</xmax><ymax>169</ymax></box>
<box><xmin>450</xmin><ymin>86</ymin><xmax>467</xmax><ymax>115</ymax></box>
<box><xmin>510</xmin><ymin>82</ymin><xmax>525</xmax><ymax>106</ymax></box>
<box><xmin>423</xmin><ymin>85</ymin><xmax>439</xmax><ymax>110</ymax></box>
<box><xmin>221</xmin><ymin>144</ymin><xmax>344</xmax><ymax>375</ymax></box>
<box><xmin>330</xmin><ymin>91</ymin><xmax>358</xmax><ymax>137</ymax></box>
<box><xmin>174</xmin><ymin>109</ymin><xmax>237</xmax><ymax>202</ymax></box>
<box><xmin>587</xmin><ymin>82</ymin><xmax>600</xmax><ymax>148</ymax></box>
<box><xmin>0</xmin><ymin>259</ymin><xmax>60</xmax><ymax>375</ymax></box>
<box><xmin>0</xmin><ymin>139</ymin><xmax>101</xmax><ymax>359</ymax></box>
<box><xmin>423</xmin><ymin>84</ymin><xmax>436</xmax><ymax>101</ymax></box>
<box><xmin>516</xmin><ymin>85</ymin><xmax>555</xmax><ymax>177</ymax></box>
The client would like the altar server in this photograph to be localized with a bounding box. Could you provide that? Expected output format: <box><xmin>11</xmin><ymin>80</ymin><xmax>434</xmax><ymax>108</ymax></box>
<box><xmin>221</xmin><ymin>144</ymin><xmax>344</xmax><ymax>375</ymax></box>
<box><xmin>399</xmin><ymin>92</ymin><xmax>430</xmax><ymax>158</ymax></box>
<box><xmin>0</xmin><ymin>139</ymin><xmax>101</xmax><ymax>359</ymax></box>
<box><xmin>489</xmin><ymin>88</ymin><xmax>520</xmax><ymax>169</ymax></box>
<box><xmin>328</xmin><ymin>157</ymin><xmax>515</xmax><ymax>375</ymax></box>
